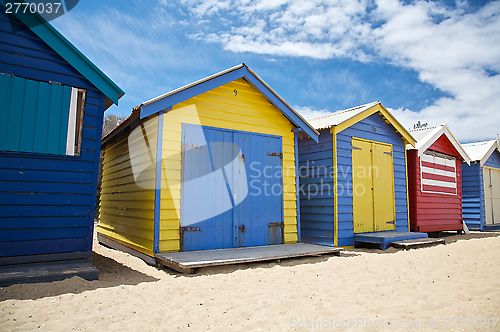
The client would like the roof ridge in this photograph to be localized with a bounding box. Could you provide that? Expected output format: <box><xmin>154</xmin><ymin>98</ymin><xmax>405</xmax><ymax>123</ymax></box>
<box><xmin>408</xmin><ymin>125</ymin><xmax>439</xmax><ymax>132</ymax></box>
<box><xmin>308</xmin><ymin>101</ymin><xmax>379</xmax><ymax>122</ymax></box>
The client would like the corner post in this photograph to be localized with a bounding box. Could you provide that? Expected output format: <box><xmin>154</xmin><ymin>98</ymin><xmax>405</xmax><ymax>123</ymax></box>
<box><xmin>330</xmin><ymin>126</ymin><xmax>338</xmax><ymax>247</ymax></box>
<box><xmin>154</xmin><ymin>111</ymin><xmax>165</xmax><ymax>253</ymax></box>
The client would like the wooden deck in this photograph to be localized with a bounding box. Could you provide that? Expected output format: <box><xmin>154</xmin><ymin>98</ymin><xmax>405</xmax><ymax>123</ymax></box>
<box><xmin>391</xmin><ymin>238</ymin><xmax>445</xmax><ymax>250</ymax></box>
<box><xmin>156</xmin><ymin>243</ymin><xmax>343</xmax><ymax>273</ymax></box>
<box><xmin>0</xmin><ymin>261</ymin><xmax>99</xmax><ymax>287</ymax></box>
<box><xmin>353</xmin><ymin>231</ymin><xmax>429</xmax><ymax>250</ymax></box>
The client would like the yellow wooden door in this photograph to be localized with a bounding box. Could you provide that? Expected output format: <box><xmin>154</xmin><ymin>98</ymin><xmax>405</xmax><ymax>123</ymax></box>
<box><xmin>352</xmin><ymin>139</ymin><xmax>374</xmax><ymax>233</ymax></box>
<box><xmin>352</xmin><ymin>138</ymin><xmax>395</xmax><ymax>233</ymax></box>
<box><xmin>492</xmin><ymin>168</ymin><xmax>500</xmax><ymax>225</ymax></box>
<box><xmin>372</xmin><ymin>143</ymin><xmax>396</xmax><ymax>231</ymax></box>
<box><xmin>484</xmin><ymin>168</ymin><xmax>493</xmax><ymax>225</ymax></box>
<box><xmin>484</xmin><ymin>167</ymin><xmax>500</xmax><ymax>225</ymax></box>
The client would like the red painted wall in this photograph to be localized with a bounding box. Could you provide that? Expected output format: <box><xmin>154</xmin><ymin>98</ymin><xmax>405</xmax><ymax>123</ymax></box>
<box><xmin>408</xmin><ymin>135</ymin><xmax>463</xmax><ymax>232</ymax></box>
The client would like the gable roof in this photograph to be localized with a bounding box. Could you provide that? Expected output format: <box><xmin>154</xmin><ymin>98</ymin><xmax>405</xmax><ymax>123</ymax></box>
<box><xmin>462</xmin><ymin>139</ymin><xmax>500</xmax><ymax>166</ymax></box>
<box><xmin>408</xmin><ymin>124</ymin><xmax>471</xmax><ymax>164</ymax></box>
<box><xmin>307</xmin><ymin>101</ymin><xmax>416</xmax><ymax>146</ymax></box>
<box><xmin>6</xmin><ymin>2</ymin><xmax>124</xmax><ymax>110</ymax></box>
<box><xmin>140</xmin><ymin>63</ymin><xmax>319</xmax><ymax>142</ymax></box>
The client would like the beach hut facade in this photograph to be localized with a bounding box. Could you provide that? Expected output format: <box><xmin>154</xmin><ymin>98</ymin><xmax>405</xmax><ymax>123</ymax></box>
<box><xmin>97</xmin><ymin>64</ymin><xmax>319</xmax><ymax>262</ymax></box>
<box><xmin>0</xmin><ymin>10</ymin><xmax>124</xmax><ymax>266</ymax></box>
<box><xmin>406</xmin><ymin>125</ymin><xmax>470</xmax><ymax>233</ymax></box>
<box><xmin>462</xmin><ymin>139</ymin><xmax>500</xmax><ymax>230</ymax></box>
<box><xmin>298</xmin><ymin>102</ymin><xmax>417</xmax><ymax>247</ymax></box>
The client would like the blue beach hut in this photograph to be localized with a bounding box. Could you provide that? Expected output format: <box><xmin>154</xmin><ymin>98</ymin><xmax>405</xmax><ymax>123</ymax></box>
<box><xmin>0</xmin><ymin>8</ymin><xmax>124</xmax><ymax>282</ymax></box>
<box><xmin>461</xmin><ymin>139</ymin><xmax>500</xmax><ymax>231</ymax></box>
<box><xmin>298</xmin><ymin>102</ymin><xmax>428</xmax><ymax>249</ymax></box>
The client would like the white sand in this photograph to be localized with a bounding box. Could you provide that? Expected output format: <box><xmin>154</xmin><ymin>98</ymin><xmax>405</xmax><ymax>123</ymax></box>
<box><xmin>1</xmin><ymin>233</ymin><xmax>499</xmax><ymax>331</ymax></box>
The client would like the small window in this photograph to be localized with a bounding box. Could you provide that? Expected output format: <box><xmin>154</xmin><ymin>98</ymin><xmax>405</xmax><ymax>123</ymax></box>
<box><xmin>0</xmin><ymin>73</ymin><xmax>86</xmax><ymax>156</ymax></box>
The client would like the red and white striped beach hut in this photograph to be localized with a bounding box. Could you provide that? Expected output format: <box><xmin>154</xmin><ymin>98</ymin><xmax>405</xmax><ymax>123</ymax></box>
<box><xmin>407</xmin><ymin>124</ymin><xmax>471</xmax><ymax>233</ymax></box>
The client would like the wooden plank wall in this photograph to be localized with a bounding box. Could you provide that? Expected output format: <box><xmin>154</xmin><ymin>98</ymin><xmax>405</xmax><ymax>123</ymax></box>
<box><xmin>411</xmin><ymin>136</ymin><xmax>463</xmax><ymax>232</ymax></box>
<box><xmin>298</xmin><ymin>129</ymin><xmax>335</xmax><ymax>246</ymax></box>
<box><xmin>0</xmin><ymin>11</ymin><xmax>105</xmax><ymax>258</ymax></box>
<box><xmin>159</xmin><ymin>78</ymin><xmax>297</xmax><ymax>252</ymax></box>
<box><xmin>462</xmin><ymin>162</ymin><xmax>482</xmax><ymax>230</ymax></box>
<box><xmin>97</xmin><ymin>116</ymin><xmax>158</xmax><ymax>256</ymax></box>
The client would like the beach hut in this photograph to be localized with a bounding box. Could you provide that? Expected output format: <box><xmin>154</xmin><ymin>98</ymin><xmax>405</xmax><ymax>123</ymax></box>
<box><xmin>461</xmin><ymin>139</ymin><xmax>500</xmax><ymax>231</ymax></box>
<box><xmin>0</xmin><ymin>9</ymin><xmax>124</xmax><ymax>280</ymax></box>
<box><xmin>406</xmin><ymin>125</ymin><xmax>471</xmax><ymax>233</ymax></box>
<box><xmin>97</xmin><ymin>64</ymin><xmax>319</xmax><ymax>263</ymax></box>
<box><xmin>298</xmin><ymin>101</ymin><xmax>427</xmax><ymax>250</ymax></box>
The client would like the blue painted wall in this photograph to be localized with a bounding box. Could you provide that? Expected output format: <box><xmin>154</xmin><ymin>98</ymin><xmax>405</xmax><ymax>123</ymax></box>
<box><xmin>484</xmin><ymin>150</ymin><xmax>500</xmax><ymax>169</ymax></box>
<box><xmin>298</xmin><ymin>129</ymin><xmax>334</xmax><ymax>245</ymax></box>
<box><xmin>463</xmin><ymin>149</ymin><xmax>500</xmax><ymax>230</ymax></box>
<box><xmin>298</xmin><ymin>112</ymin><xmax>408</xmax><ymax>247</ymax></box>
<box><xmin>0</xmin><ymin>12</ymin><xmax>105</xmax><ymax>258</ymax></box>
<box><xmin>462</xmin><ymin>162</ymin><xmax>482</xmax><ymax>230</ymax></box>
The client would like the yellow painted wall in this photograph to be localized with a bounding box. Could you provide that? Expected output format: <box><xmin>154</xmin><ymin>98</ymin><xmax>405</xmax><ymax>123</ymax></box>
<box><xmin>97</xmin><ymin>115</ymin><xmax>158</xmax><ymax>256</ymax></box>
<box><xmin>159</xmin><ymin>78</ymin><xmax>297</xmax><ymax>252</ymax></box>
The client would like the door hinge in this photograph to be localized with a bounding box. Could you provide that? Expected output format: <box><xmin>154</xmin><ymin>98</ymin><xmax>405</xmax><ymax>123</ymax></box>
<box><xmin>386</xmin><ymin>220</ymin><xmax>395</xmax><ymax>224</ymax></box>
<box><xmin>267</xmin><ymin>152</ymin><xmax>283</xmax><ymax>159</ymax></box>
<box><xmin>384</xmin><ymin>151</ymin><xmax>392</xmax><ymax>156</ymax></box>
<box><xmin>352</xmin><ymin>146</ymin><xmax>362</xmax><ymax>150</ymax></box>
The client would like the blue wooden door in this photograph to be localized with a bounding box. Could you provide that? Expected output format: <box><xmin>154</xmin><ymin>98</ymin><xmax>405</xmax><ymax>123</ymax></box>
<box><xmin>181</xmin><ymin>125</ymin><xmax>283</xmax><ymax>251</ymax></box>
<box><xmin>234</xmin><ymin>132</ymin><xmax>283</xmax><ymax>247</ymax></box>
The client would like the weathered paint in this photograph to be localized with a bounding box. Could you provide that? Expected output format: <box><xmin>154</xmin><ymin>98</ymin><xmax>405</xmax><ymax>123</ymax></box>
<box><xmin>180</xmin><ymin>124</ymin><xmax>283</xmax><ymax>251</ymax></box>
<box><xmin>0</xmin><ymin>10</ymin><xmax>114</xmax><ymax>259</ymax></box>
<box><xmin>299</xmin><ymin>110</ymin><xmax>408</xmax><ymax>247</ymax></box>
<box><xmin>97</xmin><ymin>116</ymin><xmax>158</xmax><ymax>256</ymax></box>
<box><xmin>159</xmin><ymin>78</ymin><xmax>296</xmax><ymax>252</ymax></box>
<box><xmin>407</xmin><ymin>135</ymin><xmax>463</xmax><ymax>232</ymax></box>
<box><xmin>463</xmin><ymin>149</ymin><xmax>500</xmax><ymax>230</ymax></box>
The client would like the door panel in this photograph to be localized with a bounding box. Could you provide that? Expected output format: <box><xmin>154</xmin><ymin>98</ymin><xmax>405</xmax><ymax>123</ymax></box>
<box><xmin>352</xmin><ymin>138</ymin><xmax>396</xmax><ymax>234</ymax></box>
<box><xmin>181</xmin><ymin>126</ymin><xmax>234</xmax><ymax>250</ymax></box>
<box><xmin>234</xmin><ymin>132</ymin><xmax>283</xmax><ymax>247</ymax></box>
<box><xmin>484</xmin><ymin>167</ymin><xmax>500</xmax><ymax>225</ymax></box>
<box><xmin>352</xmin><ymin>139</ymin><xmax>374</xmax><ymax>233</ymax></box>
<box><xmin>484</xmin><ymin>168</ymin><xmax>493</xmax><ymax>225</ymax></box>
<box><xmin>373</xmin><ymin>143</ymin><xmax>395</xmax><ymax>231</ymax></box>
<box><xmin>181</xmin><ymin>124</ymin><xmax>283</xmax><ymax>251</ymax></box>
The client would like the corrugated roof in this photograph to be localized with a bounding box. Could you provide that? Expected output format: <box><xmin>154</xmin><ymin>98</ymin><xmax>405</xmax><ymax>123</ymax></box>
<box><xmin>305</xmin><ymin>101</ymin><xmax>416</xmax><ymax>146</ymax></box>
<box><xmin>408</xmin><ymin>125</ymin><xmax>440</xmax><ymax>142</ymax></box>
<box><xmin>462</xmin><ymin>139</ymin><xmax>500</xmax><ymax>166</ymax></box>
<box><xmin>307</xmin><ymin>101</ymin><xmax>380</xmax><ymax>131</ymax></box>
<box><xmin>407</xmin><ymin>124</ymin><xmax>471</xmax><ymax>164</ymax></box>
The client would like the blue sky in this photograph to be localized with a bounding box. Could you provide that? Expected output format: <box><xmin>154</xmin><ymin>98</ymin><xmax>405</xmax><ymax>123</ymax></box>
<box><xmin>50</xmin><ymin>0</ymin><xmax>500</xmax><ymax>142</ymax></box>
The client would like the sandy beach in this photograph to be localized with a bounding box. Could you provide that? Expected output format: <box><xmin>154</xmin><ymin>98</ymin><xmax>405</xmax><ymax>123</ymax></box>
<box><xmin>1</xmin><ymin>232</ymin><xmax>499</xmax><ymax>331</ymax></box>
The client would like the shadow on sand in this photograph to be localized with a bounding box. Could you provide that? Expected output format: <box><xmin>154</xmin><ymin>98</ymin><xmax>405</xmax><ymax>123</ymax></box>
<box><xmin>0</xmin><ymin>252</ymin><xmax>159</xmax><ymax>301</ymax></box>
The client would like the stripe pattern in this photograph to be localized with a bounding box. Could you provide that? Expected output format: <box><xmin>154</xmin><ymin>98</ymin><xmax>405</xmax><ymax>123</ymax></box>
<box><xmin>421</xmin><ymin>153</ymin><xmax>457</xmax><ymax>195</ymax></box>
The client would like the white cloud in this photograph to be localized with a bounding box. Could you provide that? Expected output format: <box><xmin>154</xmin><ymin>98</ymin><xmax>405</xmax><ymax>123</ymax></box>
<box><xmin>372</xmin><ymin>0</ymin><xmax>500</xmax><ymax>141</ymax></box>
<box><xmin>179</xmin><ymin>0</ymin><xmax>500</xmax><ymax>141</ymax></box>
<box><xmin>295</xmin><ymin>106</ymin><xmax>333</xmax><ymax>121</ymax></box>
